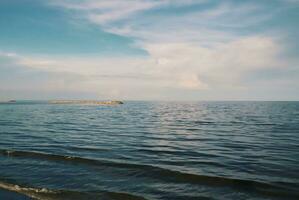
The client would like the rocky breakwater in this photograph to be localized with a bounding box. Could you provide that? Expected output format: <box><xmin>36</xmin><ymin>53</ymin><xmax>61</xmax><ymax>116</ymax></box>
<box><xmin>49</xmin><ymin>100</ymin><xmax>124</xmax><ymax>105</ymax></box>
<box><xmin>0</xmin><ymin>100</ymin><xmax>16</xmax><ymax>104</ymax></box>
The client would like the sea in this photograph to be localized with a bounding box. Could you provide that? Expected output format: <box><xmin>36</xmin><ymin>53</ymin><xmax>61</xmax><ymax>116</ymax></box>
<box><xmin>0</xmin><ymin>101</ymin><xmax>298</xmax><ymax>200</ymax></box>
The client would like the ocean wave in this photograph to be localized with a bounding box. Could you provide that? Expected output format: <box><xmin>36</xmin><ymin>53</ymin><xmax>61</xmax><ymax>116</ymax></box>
<box><xmin>1</xmin><ymin>149</ymin><xmax>299</xmax><ymax>199</ymax></box>
<box><xmin>0</xmin><ymin>180</ymin><xmax>147</xmax><ymax>200</ymax></box>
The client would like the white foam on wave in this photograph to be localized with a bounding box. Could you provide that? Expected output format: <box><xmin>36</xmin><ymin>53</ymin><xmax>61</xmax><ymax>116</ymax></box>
<box><xmin>0</xmin><ymin>181</ymin><xmax>57</xmax><ymax>200</ymax></box>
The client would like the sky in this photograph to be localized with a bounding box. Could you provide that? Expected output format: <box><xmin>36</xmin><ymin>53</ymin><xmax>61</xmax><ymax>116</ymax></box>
<box><xmin>0</xmin><ymin>0</ymin><xmax>299</xmax><ymax>101</ymax></box>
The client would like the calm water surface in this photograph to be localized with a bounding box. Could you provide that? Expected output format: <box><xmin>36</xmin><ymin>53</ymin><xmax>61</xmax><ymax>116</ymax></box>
<box><xmin>0</xmin><ymin>101</ymin><xmax>298</xmax><ymax>200</ymax></box>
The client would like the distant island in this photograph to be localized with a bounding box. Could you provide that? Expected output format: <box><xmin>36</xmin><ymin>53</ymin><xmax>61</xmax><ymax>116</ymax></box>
<box><xmin>48</xmin><ymin>100</ymin><xmax>124</xmax><ymax>105</ymax></box>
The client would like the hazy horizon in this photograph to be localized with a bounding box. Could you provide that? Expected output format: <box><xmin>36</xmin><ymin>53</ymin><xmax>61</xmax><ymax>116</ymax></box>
<box><xmin>1</xmin><ymin>0</ymin><xmax>299</xmax><ymax>101</ymax></box>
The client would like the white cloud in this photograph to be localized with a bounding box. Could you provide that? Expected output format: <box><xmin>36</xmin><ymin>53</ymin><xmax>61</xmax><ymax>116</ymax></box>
<box><xmin>1</xmin><ymin>36</ymin><xmax>286</xmax><ymax>92</ymax></box>
<box><xmin>0</xmin><ymin>51</ymin><xmax>18</xmax><ymax>58</ymax></box>
<box><xmin>178</xmin><ymin>74</ymin><xmax>207</xmax><ymax>90</ymax></box>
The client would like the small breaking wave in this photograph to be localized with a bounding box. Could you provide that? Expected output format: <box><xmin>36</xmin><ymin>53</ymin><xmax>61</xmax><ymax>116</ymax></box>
<box><xmin>0</xmin><ymin>180</ymin><xmax>147</xmax><ymax>200</ymax></box>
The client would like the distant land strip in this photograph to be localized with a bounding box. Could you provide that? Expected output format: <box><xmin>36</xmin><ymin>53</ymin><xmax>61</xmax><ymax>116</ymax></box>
<box><xmin>48</xmin><ymin>100</ymin><xmax>124</xmax><ymax>105</ymax></box>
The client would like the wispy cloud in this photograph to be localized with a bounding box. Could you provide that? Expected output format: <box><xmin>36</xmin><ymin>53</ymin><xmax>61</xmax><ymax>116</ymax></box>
<box><xmin>50</xmin><ymin>0</ymin><xmax>162</xmax><ymax>25</ymax></box>
<box><xmin>1</xmin><ymin>0</ymin><xmax>298</xmax><ymax>100</ymax></box>
<box><xmin>50</xmin><ymin>0</ymin><xmax>274</xmax><ymax>45</ymax></box>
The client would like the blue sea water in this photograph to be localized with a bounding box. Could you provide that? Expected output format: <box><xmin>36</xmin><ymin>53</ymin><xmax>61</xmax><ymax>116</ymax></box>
<box><xmin>0</xmin><ymin>101</ymin><xmax>298</xmax><ymax>200</ymax></box>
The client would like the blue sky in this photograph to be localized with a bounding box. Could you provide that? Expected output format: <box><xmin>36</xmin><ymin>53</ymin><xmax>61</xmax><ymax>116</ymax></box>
<box><xmin>0</xmin><ymin>0</ymin><xmax>299</xmax><ymax>100</ymax></box>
